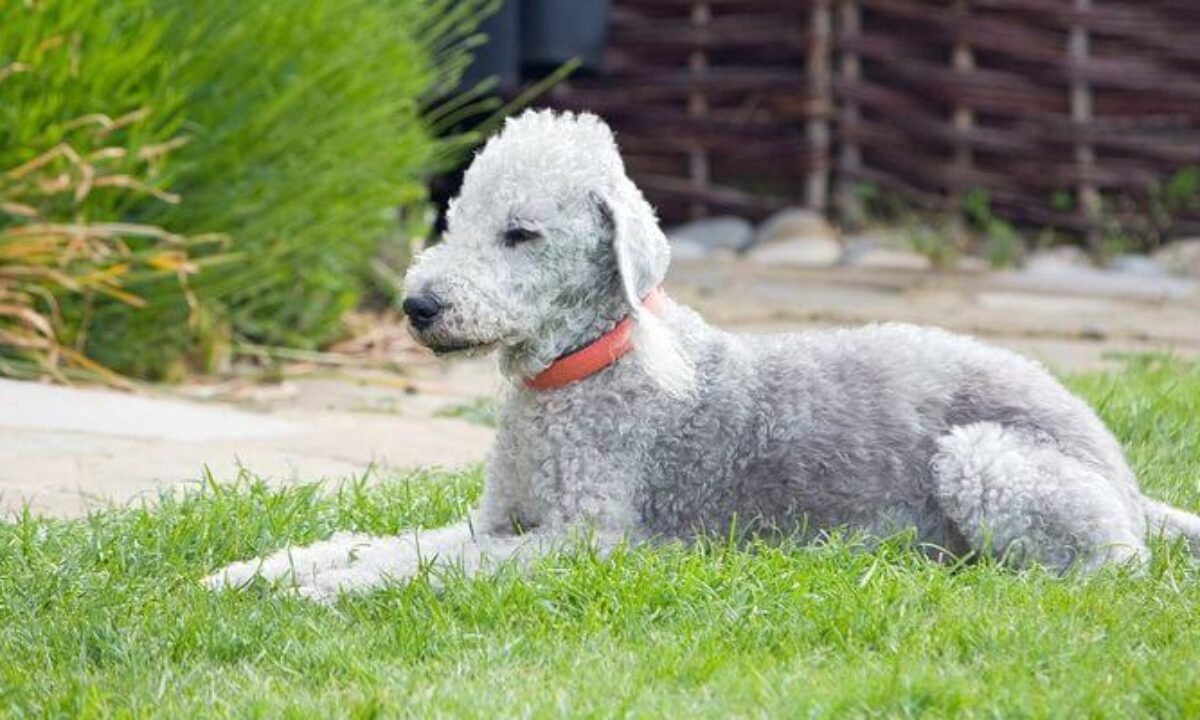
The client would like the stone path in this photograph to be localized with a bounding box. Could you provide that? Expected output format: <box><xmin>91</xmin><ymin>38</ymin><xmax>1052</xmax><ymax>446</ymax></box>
<box><xmin>669</xmin><ymin>260</ymin><xmax>1200</xmax><ymax>373</ymax></box>
<box><xmin>0</xmin><ymin>367</ymin><xmax>497</xmax><ymax>518</ymax></box>
<box><xmin>3</xmin><ymin>259</ymin><xmax>1197</xmax><ymax>518</ymax></box>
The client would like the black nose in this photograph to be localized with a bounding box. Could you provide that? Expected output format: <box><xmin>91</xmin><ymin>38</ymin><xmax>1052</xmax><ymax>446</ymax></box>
<box><xmin>402</xmin><ymin>293</ymin><xmax>443</xmax><ymax>330</ymax></box>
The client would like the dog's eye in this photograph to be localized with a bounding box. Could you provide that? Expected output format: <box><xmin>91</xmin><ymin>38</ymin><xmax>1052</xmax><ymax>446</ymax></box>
<box><xmin>502</xmin><ymin>227</ymin><xmax>541</xmax><ymax>247</ymax></box>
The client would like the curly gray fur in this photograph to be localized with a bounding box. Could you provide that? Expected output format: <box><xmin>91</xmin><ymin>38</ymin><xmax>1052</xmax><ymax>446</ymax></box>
<box><xmin>206</xmin><ymin>109</ymin><xmax>1200</xmax><ymax>601</ymax></box>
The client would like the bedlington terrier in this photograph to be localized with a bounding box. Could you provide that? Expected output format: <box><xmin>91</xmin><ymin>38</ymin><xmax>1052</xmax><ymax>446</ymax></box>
<box><xmin>206</xmin><ymin>109</ymin><xmax>1200</xmax><ymax>601</ymax></box>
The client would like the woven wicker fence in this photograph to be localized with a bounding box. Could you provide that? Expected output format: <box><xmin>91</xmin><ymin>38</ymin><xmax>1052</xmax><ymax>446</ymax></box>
<box><xmin>544</xmin><ymin>0</ymin><xmax>1200</xmax><ymax>243</ymax></box>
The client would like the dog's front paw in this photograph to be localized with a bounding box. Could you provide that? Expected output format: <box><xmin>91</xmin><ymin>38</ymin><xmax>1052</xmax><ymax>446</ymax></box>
<box><xmin>202</xmin><ymin>557</ymin><xmax>271</xmax><ymax>591</ymax></box>
<box><xmin>202</xmin><ymin>531</ymin><xmax>377</xmax><ymax>593</ymax></box>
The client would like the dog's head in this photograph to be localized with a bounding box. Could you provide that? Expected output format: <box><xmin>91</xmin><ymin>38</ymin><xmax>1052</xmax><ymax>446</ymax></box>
<box><xmin>403</xmin><ymin>109</ymin><xmax>692</xmax><ymax>394</ymax></box>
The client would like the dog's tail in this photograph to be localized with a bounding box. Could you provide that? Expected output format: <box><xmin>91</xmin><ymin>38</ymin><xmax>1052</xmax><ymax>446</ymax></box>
<box><xmin>1143</xmin><ymin>496</ymin><xmax>1200</xmax><ymax>554</ymax></box>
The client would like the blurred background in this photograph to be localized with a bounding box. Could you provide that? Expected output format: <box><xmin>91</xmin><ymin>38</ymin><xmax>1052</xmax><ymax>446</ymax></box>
<box><xmin>3</xmin><ymin>0</ymin><xmax>1199</xmax><ymax>515</ymax></box>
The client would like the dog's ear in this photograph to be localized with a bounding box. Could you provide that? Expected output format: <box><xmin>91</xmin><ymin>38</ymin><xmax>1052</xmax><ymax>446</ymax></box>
<box><xmin>591</xmin><ymin>190</ymin><xmax>695</xmax><ymax>398</ymax></box>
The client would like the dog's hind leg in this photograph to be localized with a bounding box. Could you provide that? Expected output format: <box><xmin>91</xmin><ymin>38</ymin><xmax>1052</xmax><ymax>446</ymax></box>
<box><xmin>930</xmin><ymin>422</ymin><xmax>1147</xmax><ymax>574</ymax></box>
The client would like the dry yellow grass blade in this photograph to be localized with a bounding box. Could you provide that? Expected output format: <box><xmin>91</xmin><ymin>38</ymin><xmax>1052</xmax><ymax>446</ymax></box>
<box><xmin>138</xmin><ymin>137</ymin><xmax>189</xmax><ymax>163</ymax></box>
<box><xmin>5</xmin><ymin>143</ymin><xmax>84</xmax><ymax>180</ymax></box>
<box><xmin>1</xmin><ymin>202</ymin><xmax>39</xmax><ymax>218</ymax></box>
<box><xmin>32</xmin><ymin>34</ymin><xmax>65</xmax><ymax>54</ymax></box>
<box><xmin>0</xmin><ymin>302</ymin><xmax>55</xmax><ymax>338</ymax></box>
<box><xmin>0</xmin><ymin>236</ymin><xmax>64</xmax><ymax>262</ymax></box>
<box><xmin>145</xmin><ymin>251</ymin><xmax>197</xmax><ymax>273</ymax></box>
<box><xmin>0</xmin><ymin>266</ymin><xmax>84</xmax><ymax>292</ymax></box>
<box><xmin>56</xmin><ymin>345</ymin><xmax>136</xmax><ymax>388</ymax></box>
<box><xmin>0</xmin><ymin>62</ymin><xmax>31</xmax><ymax>82</ymax></box>
<box><xmin>93</xmin><ymin>176</ymin><xmax>181</xmax><ymax>204</ymax></box>
<box><xmin>35</xmin><ymin>173</ymin><xmax>73</xmax><ymax>195</ymax></box>
<box><xmin>96</xmin><ymin>107</ymin><xmax>152</xmax><ymax>139</ymax></box>
<box><xmin>4</xmin><ymin>222</ymin><xmax>186</xmax><ymax>243</ymax></box>
<box><xmin>61</xmin><ymin>113</ymin><xmax>118</xmax><ymax>133</ymax></box>
<box><xmin>87</xmin><ymin>147</ymin><xmax>127</xmax><ymax>162</ymax></box>
<box><xmin>0</xmin><ymin>328</ymin><xmax>53</xmax><ymax>351</ymax></box>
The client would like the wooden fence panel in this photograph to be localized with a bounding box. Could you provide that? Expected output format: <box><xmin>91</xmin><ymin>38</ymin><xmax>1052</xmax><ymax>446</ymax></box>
<box><xmin>541</xmin><ymin>0</ymin><xmax>1200</xmax><ymax>239</ymax></box>
<box><xmin>546</xmin><ymin>0</ymin><xmax>823</xmax><ymax>221</ymax></box>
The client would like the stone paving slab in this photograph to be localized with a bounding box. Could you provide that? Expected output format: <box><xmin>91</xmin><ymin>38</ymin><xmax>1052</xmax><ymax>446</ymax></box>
<box><xmin>0</xmin><ymin>378</ymin><xmax>298</xmax><ymax>442</ymax></box>
<box><xmin>0</xmin><ymin>376</ymin><xmax>494</xmax><ymax>518</ymax></box>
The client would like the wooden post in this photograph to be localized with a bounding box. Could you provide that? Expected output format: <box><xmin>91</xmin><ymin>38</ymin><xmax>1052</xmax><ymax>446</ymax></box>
<box><xmin>835</xmin><ymin>0</ymin><xmax>863</xmax><ymax>222</ymax></box>
<box><xmin>688</xmin><ymin>1</ymin><xmax>711</xmax><ymax>219</ymax></box>
<box><xmin>1070</xmin><ymin>0</ymin><xmax>1101</xmax><ymax>249</ymax></box>
<box><xmin>951</xmin><ymin>0</ymin><xmax>975</xmax><ymax>213</ymax></box>
<box><xmin>806</xmin><ymin>0</ymin><xmax>833</xmax><ymax>212</ymax></box>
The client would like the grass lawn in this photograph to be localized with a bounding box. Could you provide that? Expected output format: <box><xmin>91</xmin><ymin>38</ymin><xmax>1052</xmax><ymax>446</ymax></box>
<box><xmin>2</xmin><ymin>357</ymin><xmax>1200</xmax><ymax>717</ymax></box>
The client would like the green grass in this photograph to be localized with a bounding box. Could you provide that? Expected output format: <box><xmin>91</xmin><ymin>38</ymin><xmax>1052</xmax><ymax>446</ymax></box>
<box><xmin>2</xmin><ymin>358</ymin><xmax>1200</xmax><ymax>717</ymax></box>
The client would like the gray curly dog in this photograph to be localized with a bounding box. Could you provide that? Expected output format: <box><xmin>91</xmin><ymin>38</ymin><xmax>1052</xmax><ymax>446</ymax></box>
<box><xmin>206</xmin><ymin>109</ymin><xmax>1200</xmax><ymax>601</ymax></box>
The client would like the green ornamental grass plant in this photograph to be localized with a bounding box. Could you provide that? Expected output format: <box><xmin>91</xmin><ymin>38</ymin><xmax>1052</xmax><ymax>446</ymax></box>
<box><xmin>1</xmin><ymin>358</ymin><xmax>1198</xmax><ymax>716</ymax></box>
<box><xmin>1</xmin><ymin>0</ymin><xmax>498</xmax><ymax>380</ymax></box>
<box><xmin>1</xmin><ymin>0</ymin><xmax>207</xmax><ymax>381</ymax></box>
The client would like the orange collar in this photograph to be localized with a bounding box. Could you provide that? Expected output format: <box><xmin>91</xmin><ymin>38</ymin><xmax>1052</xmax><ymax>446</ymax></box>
<box><xmin>525</xmin><ymin>287</ymin><xmax>667</xmax><ymax>391</ymax></box>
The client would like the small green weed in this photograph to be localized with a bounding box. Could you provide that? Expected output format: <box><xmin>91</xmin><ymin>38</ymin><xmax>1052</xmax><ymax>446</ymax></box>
<box><xmin>436</xmin><ymin>396</ymin><xmax>498</xmax><ymax>427</ymax></box>
<box><xmin>962</xmin><ymin>188</ymin><xmax>1023</xmax><ymax>269</ymax></box>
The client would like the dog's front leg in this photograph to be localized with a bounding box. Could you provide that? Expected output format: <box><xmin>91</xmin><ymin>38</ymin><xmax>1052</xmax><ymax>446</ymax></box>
<box><xmin>294</xmin><ymin>525</ymin><xmax>631</xmax><ymax>602</ymax></box>
<box><xmin>204</xmin><ymin>520</ymin><xmax>545</xmax><ymax>601</ymax></box>
<box><xmin>288</xmin><ymin>522</ymin><xmax>563</xmax><ymax>601</ymax></box>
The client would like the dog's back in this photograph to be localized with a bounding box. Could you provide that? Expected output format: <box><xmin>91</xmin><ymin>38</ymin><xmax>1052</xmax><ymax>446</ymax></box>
<box><xmin>636</xmin><ymin>309</ymin><xmax>1139</xmax><ymax>548</ymax></box>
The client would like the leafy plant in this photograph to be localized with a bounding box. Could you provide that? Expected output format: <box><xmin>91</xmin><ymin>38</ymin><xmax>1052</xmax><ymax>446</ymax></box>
<box><xmin>2</xmin><ymin>0</ymin><xmax>498</xmax><ymax>381</ymax></box>
<box><xmin>903</xmin><ymin>221</ymin><xmax>962</xmax><ymax>269</ymax></box>
<box><xmin>1051</xmin><ymin>189</ymin><xmax>1074</xmax><ymax>214</ymax></box>
<box><xmin>1096</xmin><ymin>166</ymin><xmax>1200</xmax><ymax>256</ymax></box>
<box><xmin>961</xmin><ymin>188</ymin><xmax>1022</xmax><ymax>269</ymax></box>
<box><xmin>436</xmin><ymin>396</ymin><xmax>498</xmax><ymax>427</ymax></box>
